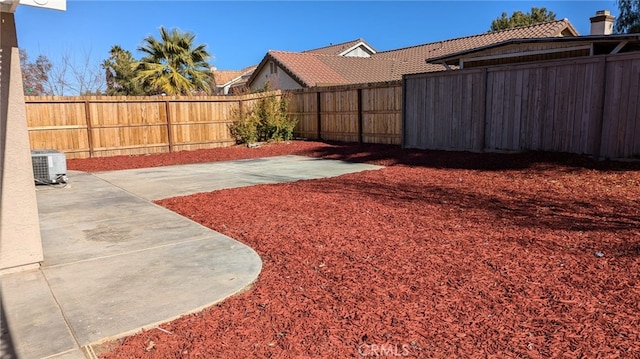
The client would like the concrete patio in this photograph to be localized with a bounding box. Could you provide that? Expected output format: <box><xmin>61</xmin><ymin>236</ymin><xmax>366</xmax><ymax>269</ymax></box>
<box><xmin>0</xmin><ymin>155</ymin><xmax>382</xmax><ymax>358</ymax></box>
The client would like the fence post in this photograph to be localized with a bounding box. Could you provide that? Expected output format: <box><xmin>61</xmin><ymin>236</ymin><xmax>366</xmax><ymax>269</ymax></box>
<box><xmin>593</xmin><ymin>56</ymin><xmax>608</xmax><ymax>159</ymax></box>
<box><xmin>164</xmin><ymin>99</ymin><xmax>174</xmax><ymax>153</ymax></box>
<box><xmin>316</xmin><ymin>91</ymin><xmax>322</xmax><ymax>140</ymax></box>
<box><xmin>401</xmin><ymin>78</ymin><xmax>406</xmax><ymax>148</ymax></box>
<box><xmin>480</xmin><ymin>68</ymin><xmax>488</xmax><ymax>152</ymax></box>
<box><xmin>83</xmin><ymin>99</ymin><xmax>95</xmax><ymax>158</ymax></box>
<box><xmin>357</xmin><ymin>88</ymin><xmax>363</xmax><ymax>144</ymax></box>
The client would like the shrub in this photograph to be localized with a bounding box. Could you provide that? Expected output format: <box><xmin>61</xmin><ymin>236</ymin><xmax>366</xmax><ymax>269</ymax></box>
<box><xmin>227</xmin><ymin>109</ymin><xmax>258</xmax><ymax>144</ymax></box>
<box><xmin>228</xmin><ymin>90</ymin><xmax>297</xmax><ymax>144</ymax></box>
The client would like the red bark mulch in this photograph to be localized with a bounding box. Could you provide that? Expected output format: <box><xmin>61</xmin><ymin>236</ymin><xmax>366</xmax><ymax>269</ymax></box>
<box><xmin>91</xmin><ymin>141</ymin><xmax>640</xmax><ymax>358</ymax></box>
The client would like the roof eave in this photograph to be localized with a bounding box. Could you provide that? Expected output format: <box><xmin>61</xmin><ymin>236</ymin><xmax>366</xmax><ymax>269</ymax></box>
<box><xmin>561</xmin><ymin>20</ymin><xmax>580</xmax><ymax>37</ymax></box>
<box><xmin>425</xmin><ymin>34</ymin><xmax>640</xmax><ymax>66</ymax></box>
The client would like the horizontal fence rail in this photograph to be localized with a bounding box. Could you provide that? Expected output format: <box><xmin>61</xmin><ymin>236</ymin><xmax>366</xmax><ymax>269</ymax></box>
<box><xmin>403</xmin><ymin>52</ymin><xmax>640</xmax><ymax>159</ymax></box>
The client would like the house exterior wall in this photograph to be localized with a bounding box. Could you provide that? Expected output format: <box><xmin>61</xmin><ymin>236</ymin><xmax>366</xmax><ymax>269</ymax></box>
<box><xmin>250</xmin><ymin>64</ymin><xmax>303</xmax><ymax>91</ymax></box>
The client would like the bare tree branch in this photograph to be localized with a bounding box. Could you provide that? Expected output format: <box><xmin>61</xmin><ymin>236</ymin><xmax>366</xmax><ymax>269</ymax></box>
<box><xmin>43</xmin><ymin>48</ymin><xmax>106</xmax><ymax>95</ymax></box>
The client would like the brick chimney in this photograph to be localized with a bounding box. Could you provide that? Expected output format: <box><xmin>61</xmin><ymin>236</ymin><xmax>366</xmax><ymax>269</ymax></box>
<box><xmin>590</xmin><ymin>10</ymin><xmax>615</xmax><ymax>35</ymax></box>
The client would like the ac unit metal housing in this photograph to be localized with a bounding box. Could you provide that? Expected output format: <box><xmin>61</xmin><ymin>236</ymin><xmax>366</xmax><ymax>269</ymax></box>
<box><xmin>31</xmin><ymin>150</ymin><xmax>68</xmax><ymax>184</ymax></box>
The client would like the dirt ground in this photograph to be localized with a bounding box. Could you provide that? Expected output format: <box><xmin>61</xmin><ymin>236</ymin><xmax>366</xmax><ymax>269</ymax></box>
<box><xmin>69</xmin><ymin>142</ymin><xmax>640</xmax><ymax>358</ymax></box>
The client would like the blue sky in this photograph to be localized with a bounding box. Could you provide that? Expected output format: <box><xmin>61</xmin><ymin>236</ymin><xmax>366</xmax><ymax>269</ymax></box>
<box><xmin>16</xmin><ymin>1</ymin><xmax>616</xmax><ymax>72</ymax></box>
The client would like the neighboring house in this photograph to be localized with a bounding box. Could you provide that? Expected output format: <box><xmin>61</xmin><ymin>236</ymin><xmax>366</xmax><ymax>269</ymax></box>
<box><xmin>211</xmin><ymin>65</ymin><xmax>257</xmax><ymax>95</ymax></box>
<box><xmin>427</xmin><ymin>11</ymin><xmax>631</xmax><ymax>69</ymax></box>
<box><xmin>210</xmin><ymin>39</ymin><xmax>374</xmax><ymax>94</ymax></box>
<box><xmin>247</xmin><ymin>51</ymin><xmax>398</xmax><ymax>90</ymax></box>
<box><xmin>247</xmin><ymin>19</ymin><xmax>579</xmax><ymax>91</ymax></box>
<box><xmin>426</xmin><ymin>34</ymin><xmax>640</xmax><ymax>70</ymax></box>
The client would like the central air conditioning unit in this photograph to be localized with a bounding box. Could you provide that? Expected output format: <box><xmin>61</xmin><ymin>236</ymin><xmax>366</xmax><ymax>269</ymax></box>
<box><xmin>31</xmin><ymin>150</ymin><xmax>68</xmax><ymax>184</ymax></box>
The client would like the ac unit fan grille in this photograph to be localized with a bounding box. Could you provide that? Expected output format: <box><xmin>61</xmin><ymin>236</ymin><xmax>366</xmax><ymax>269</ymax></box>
<box><xmin>32</xmin><ymin>156</ymin><xmax>50</xmax><ymax>180</ymax></box>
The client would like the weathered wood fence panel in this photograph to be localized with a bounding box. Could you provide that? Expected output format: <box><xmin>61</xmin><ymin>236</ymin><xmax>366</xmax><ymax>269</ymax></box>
<box><xmin>403</xmin><ymin>69</ymin><xmax>486</xmax><ymax>150</ymax></box>
<box><xmin>485</xmin><ymin>57</ymin><xmax>604</xmax><ymax>154</ymax></box>
<box><xmin>600</xmin><ymin>53</ymin><xmax>640</xmax><ymax>158</ymax></box>
<box><xmin>403</xmin><ymin>52</ymin><xmax>640</xmax><ymax>159</ymax></box>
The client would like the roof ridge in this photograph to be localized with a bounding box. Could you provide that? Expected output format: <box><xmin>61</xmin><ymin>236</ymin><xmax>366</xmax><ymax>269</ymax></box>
<box><xmin>483</xmin><ymin>18</ymin><xmax>570</xmax><ymax>36</ymax></box>
<box><xmin>376</xmin><ymin>19</ymin><xmax>572</xmax><ymax>54</ymax></box>
<box><xmin>268</xmin><ymin>50</ymin><xmax>297</xmax><ymax>54</ymax></box>
<box><xmin>272</xmin><ymin>51</ymin><xmax>396</xmax><ymax>62</ymax></box>
<box><xmin>303</xmin><ymin>38</ymin><xmax>365</xmax><ymax>52</ymax></box>
<box><xmin>270</xmin><ymin>50</ymin><xmax>358</xmax><ymax>58</ymax></box>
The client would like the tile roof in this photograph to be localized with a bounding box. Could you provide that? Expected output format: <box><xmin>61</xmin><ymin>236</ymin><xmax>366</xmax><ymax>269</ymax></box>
<box><xmin>374</xmin><ymin>19</ymin><xmax>578</xmax><ymax>75</ymax></box>
<box><xmin>427</xmin><ymin>34</ymin><xmax>640</xmax><ymax>65</ymax></box>
<box><xmin>213</xmin><ymin>65</ymin><xmax>257</xmax><ymax>87</ymax></box>
<box><xmin>213</xmin><ymin>70</ymin><xmax>243</xmax><ymax>86</ymax></box>
<box><xmin>319</xmin><ymin>55</ymin><xmax>396</xmax><ymax>84</ymax></box>
<box><xmin>266</xmin><ymin>51</ymin><xmax>398</xmax><ymax>87</ymax></box>
<box><xmin>249</xmin><ymin>19</ymin><xmax>578</xmax><ymax>88</ymax></box>
<box><xmin>304</xmin><ymin>38</ymin><xmax>376</xmax><ymax>55</ymax></box>
<box><xmin>374</xmin><ymin>19</ymin><xmax>578</xmax><ymax>74</ymax></box>
<box><xmin>269</xmin><ymin>51</ymin><xmax>346</xmax><ymax>86</ymax></box>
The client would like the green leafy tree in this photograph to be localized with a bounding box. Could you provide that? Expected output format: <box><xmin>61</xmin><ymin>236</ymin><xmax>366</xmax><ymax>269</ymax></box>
<box><xmin>102</xmin><ymin>45</ymin><xmax>146</xmax><ymax>96</ymax></box>
<box><xmin>20</xmin><ymin>50</ymin><xmax>52</xmax><ymax>96</ymax></box>
<box><xmin>490</xmin><ymin>7</ymin><xmax>557</xmax><ymax>31</ymax></box>
<box><xmin>615</xmin><ymin>0</ymin><xmax>640</xmax><ymax>33</ymax></box>
<box><xmin>134</xmin><ymin>27</ymin><xmax>213</xmax><ymax>95</ymax></box>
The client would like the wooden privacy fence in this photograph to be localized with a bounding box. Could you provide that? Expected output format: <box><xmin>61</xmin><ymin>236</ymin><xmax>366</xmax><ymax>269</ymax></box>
<box><xmin>287</xmin><ymin>81</ymin><xmax>403</xmax><ymax>144</ymax></box>
<box><xmin>26</xmin><ymin>92</ymin><xmax>273</xmax><ymax>159</ymax></box>
<box><xmin>26</xmin><ymin>82</ymin><xmax>403</xmax><ymax>159</ymax></box>
<box><xmin>403</xmin><ymin>52</ymin><xmax>640</xmax><ymax>159</ymax></box>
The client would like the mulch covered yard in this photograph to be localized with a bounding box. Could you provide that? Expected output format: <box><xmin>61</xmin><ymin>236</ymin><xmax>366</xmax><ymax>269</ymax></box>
<box><xmin>71</xmin><ymin>142</ymin><xmax>640</xmax><ymax>358</ymax></box>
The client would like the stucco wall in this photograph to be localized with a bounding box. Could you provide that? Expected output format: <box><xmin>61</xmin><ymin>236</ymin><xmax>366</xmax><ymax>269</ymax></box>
<box><xmin>250</xmin><ymin>64</ymin><xmax>303</xmax><ymax>91</ymax></box>
<box><xmin>0</xmin><ymin>13</ymin><xmax>43</xmax><ymax>273</ymax></box>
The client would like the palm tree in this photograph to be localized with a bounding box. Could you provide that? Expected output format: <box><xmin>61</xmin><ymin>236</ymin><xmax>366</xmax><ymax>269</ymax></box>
<box><xmin>103</xmin><ymin>45</ymin><xmax>146</xmax><ymax>95</ymax></box>
<box><xmin>134</xmin><ymin>27</ymin><xmax>213</xmax><ymax>95</ymax></box>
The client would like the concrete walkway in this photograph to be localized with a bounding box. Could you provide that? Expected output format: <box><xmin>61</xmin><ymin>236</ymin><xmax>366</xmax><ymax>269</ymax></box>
<box><xmin>0</xmin><ymin>155</ymin><xmax>382</xmax><ymax>358</ymax></box>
